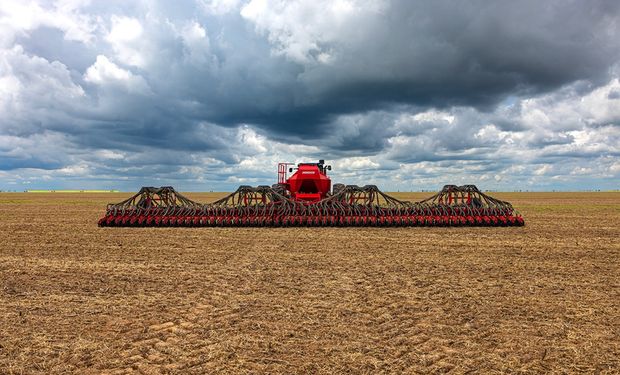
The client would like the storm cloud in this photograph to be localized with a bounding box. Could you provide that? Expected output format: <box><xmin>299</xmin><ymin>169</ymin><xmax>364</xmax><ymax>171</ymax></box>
<box><xmin>0</xmin><ymin>0</ymin><xmax>619</xmax><ymax>191</ymax></box>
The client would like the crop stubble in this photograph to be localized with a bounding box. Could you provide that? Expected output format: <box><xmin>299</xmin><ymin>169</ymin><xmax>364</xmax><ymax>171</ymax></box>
<box><xmin>0</xmin><ymin>192</ymin><xmax>618</xmax><ymax>374</ymax></box>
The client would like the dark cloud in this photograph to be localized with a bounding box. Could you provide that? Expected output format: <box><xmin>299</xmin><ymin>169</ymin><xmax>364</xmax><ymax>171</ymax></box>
<box><xmin>38</xmin><ymin>0</ymin><xmax>618</xmax><ymax>140</ymax></box>
<box><xmin>234</xmin><ymin>0</ymin><xmax>620</xmax><ymax>135</ymax></box>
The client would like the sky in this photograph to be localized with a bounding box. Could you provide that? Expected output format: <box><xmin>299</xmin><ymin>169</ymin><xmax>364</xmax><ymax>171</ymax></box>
<box><xmin>0</xmin><ymin>0</ymin><xmax>619</xmax><ymax>192</ymax></box>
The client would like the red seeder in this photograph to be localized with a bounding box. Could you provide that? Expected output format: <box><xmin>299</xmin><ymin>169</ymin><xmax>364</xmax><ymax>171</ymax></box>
<box><xmin>98</xmin><ymin>160</ymin><xmax>524</xmax><ymax>227</ymax></box>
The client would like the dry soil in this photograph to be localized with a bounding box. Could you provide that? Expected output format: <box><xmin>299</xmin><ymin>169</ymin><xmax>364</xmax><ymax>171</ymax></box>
<box><xmin>0</xmin><ymin>192</ymin><xmax>619</xmax><ymax>374</ymax></box>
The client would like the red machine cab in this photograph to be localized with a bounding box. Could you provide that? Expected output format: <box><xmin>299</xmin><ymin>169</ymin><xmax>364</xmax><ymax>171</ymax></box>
<box><xmin>279</xmin><ymin>160</ymin><xmax>331</xmax><ymax>202</ymax></box>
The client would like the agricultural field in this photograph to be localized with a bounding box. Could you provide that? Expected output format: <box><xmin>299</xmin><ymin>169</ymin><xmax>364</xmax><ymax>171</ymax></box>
<box><xmin>0</xmin><ymin>191</ymin><xmax>618</xmax><ymax>374</ymax></box>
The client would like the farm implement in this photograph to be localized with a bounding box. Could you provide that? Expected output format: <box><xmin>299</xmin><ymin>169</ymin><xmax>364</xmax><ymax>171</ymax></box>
<box><xmin>98</xmin><ymin>160</ymin><xmax>524</xmax><ymax>227</ymax></box>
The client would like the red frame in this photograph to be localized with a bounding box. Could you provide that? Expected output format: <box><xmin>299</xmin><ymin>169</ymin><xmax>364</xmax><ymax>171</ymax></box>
<box><xmin>278</xmin><ymin>163</ymin><xmax>294</xmax><ymax>184</ymax></box>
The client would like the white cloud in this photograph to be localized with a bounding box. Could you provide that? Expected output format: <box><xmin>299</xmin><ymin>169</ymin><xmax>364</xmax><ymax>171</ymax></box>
<box><xmin>107</xmin><ymin>16</ymin><xmax>142</xmax><ymax>42</ymax></box>
<box><xmin>200</xmin><ymin>0</ymin><xmax>242</xmax><ymax>15</ymax></box>
<box><xmin>58</xmin><ymin>163</ymin><xmax>90</xmax><ymax>176</ymax></box>
<box><xmin>84</xmin><ymin>55</ymin><xmax>150</xmax><ymax>94</ymax></box>
<box><xmin>0</xmin><ymin>74</ymin><xmax>21</xmax><ymax>113</ymax></box>
<box><xmin>0</xmin><ymin>45</ymin><xmax>85</xmax><ymax>133</ymax></box>
<box><xmin>84</xmin><ymin>55</ymin><xmax>131</xmax><ymax>82</ymax></box>
<box><xmin>411</xmin><ymin>110</ymin><xmax>455</xmax><ymax>124</ymax></box>
<box><xmin>534</xmin><ymin>164</ymin><xmax>553</xmax><ymax>176</ymax></box>
<box><xmin>518</xmin><ymin>79</ymin><xmax>620</xmax><ymax>131</ymax></box>
<box><xmin>0</xmin><ymin>0</ymin><xmax>97</xmax><ymax>46</ymax></box>
<box><xmin>180</xmin><ymin>21</ymin><xmax>211</xmax><ymax>64</ymax></box>
<box><xmin>571</xmin><ymin>166</ymin><xmax>592</xmax><ymax>175</ymax></box>
<box><xmin>95</xmin><ymin>149</ymin><xmax>125</xmax><ymax>160</ymax></box>
<box><xmin>241</xmin><ymin>0</ymin><xmax>386</xmax><ymax>64</ymax></box>
<box><xmin>237</xmin><ymin>126</ymin><xmax>267</xmax><ymax>153</ymax></box>
<box><xmin>334</xmin><ymin>157</ymin><xmax>380</xmax><ymax>171</ymax></box>
<box><xmin>105</xmin><ymin>15</ymin><xmax>144</xmax><ymax>67</ymax></box>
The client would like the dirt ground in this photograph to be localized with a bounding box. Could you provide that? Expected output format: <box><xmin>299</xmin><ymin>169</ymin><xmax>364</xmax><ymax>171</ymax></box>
<box><xmin>0</xmin><ymin>191</ymin><xmax>618</xmax><ymax>374</ymax></box>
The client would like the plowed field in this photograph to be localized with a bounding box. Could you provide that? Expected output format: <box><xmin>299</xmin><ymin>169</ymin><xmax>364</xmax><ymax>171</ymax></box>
<box><xmin>1</xmin><ymin>192</ymin><xmax>619</xmax><ymax>374</ymax></box>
